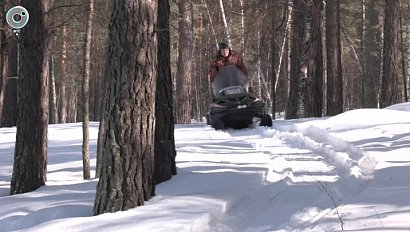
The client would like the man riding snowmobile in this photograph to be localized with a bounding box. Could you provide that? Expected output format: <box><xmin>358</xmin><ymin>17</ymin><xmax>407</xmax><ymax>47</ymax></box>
<box><xmin>207</xmin><ymin>42</ymin><xmax>272</xmax><ymax>130</ymax></box>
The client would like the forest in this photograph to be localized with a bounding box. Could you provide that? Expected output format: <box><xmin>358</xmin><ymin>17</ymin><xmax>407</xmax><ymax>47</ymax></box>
<box><xmin>0</xmin><ymin>0</ymin><xmax>409</xmax><ymax>215</ymax></box>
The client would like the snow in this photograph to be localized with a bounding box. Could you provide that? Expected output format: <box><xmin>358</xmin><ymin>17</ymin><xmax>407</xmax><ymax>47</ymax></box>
<box><xmin>1</xmin><ymin>103</ymin><xmax>410</xmax><ymax>232</ymax></box>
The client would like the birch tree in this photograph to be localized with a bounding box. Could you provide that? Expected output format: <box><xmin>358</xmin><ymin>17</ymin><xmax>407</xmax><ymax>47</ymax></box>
<box><xmin>81</xmin><ymin>0</ymin><xmax>94</xmax><ymax>180</ymax></box>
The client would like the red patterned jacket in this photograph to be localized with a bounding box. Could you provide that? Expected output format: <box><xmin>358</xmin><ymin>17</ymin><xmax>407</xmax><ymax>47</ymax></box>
<box><xmin>209</xmin><ymin>51</ymin><xmax>248</xmax><ymax>82</ymax></box>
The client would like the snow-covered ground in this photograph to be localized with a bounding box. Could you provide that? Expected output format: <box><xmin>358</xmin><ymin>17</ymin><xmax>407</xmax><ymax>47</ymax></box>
<box><xmin>1</xmin><ymin>103</ymin><xmax>410</xmax><ymax>232</ymax></box>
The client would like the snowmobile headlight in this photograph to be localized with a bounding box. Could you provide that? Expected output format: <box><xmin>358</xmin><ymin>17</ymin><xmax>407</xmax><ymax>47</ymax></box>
<box><xmin>224</xmin><ymin>87</ymin><xmax>243</xmax><ymax>95</ymax></box>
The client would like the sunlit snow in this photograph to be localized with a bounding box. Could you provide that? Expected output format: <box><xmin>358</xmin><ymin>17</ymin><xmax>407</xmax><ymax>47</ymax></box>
<box><xmin>1</xmin><ymin>103</ymin><xmax>410</xmax><ymax>231</ymax></box>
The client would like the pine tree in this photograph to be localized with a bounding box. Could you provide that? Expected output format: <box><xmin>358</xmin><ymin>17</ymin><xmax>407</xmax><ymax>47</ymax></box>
<box><xmin>10</xmin><ymin>0</ymin><xmax>52</xmax><ymax>194</ymax></box>
<box><xmin>155</xmin><ymin>0</ymin><xmax>177</xmax><ymax>184</ymax></box>
<box><xmin>93</xmin><ymin>0</ymin><xmax>157</xmax><ymax>214</ymax></box>
<box><xmin>381</xmin><ymin>0</ymin><xmax>405</xmax><ymax>107</ymax></box>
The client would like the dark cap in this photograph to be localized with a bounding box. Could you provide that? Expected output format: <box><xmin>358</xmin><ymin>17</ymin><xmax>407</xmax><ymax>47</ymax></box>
<box><xmin>218</xmin><ymin>42</ymin><xmax>230</xmax><ymax>50</ymax></box>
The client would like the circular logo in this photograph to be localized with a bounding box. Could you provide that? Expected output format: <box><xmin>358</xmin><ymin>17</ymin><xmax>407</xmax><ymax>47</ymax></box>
<box><xmin>6</xmin><ymin>6</ymin><xmax>29</xmax><ymax>29</ymax></box>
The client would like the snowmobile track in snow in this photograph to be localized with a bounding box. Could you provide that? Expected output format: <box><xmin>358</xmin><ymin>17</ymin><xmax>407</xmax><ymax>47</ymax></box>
<box><xmin>207</xmin><ymin>124</ymin><xmax>377</xmax><ymax>231</ymax></box>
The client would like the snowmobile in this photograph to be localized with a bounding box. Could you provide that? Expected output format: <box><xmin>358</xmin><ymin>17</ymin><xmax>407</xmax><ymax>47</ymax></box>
<box><xmin>206</xmin><ymin>65</ymin><xmax>273</xmax><ymax>130</ymax></box>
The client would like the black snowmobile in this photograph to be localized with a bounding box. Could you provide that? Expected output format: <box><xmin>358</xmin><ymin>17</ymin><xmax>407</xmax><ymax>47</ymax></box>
<box><xmin>206</xmin><ymin>65</ymin><xmax>273</xmax><ymax>130</ymax></box>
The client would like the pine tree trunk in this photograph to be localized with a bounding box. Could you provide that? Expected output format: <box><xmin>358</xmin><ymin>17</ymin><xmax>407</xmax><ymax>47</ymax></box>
<box><xmin>286</xmin><ymin>0</ymin><xmax>305</xmax><ymax>119</ymax></box>
<box><xmin>10</xmin><ymin>0</ymin><xmax>52</xmax><ymax>195</ymax></box>
<box><xmin>81</xmin><ymin>0</ymin><xmax>94</xmax><ymax>180</ymax></box>
<box><xmin>381</xmin><ymin>0</ymin><xmax>404</xmax><ymax>107</ymax></box>
<box><xmin>326</xmin><ymin>0</ymin><xmax>343</xmax><ymax>115</ymax></box>
<box><xmin>155</xmin><ymin>0</ymin><xmax>177</xmax><ymax>184</ymax></box>
<box><xmin>304</xmin><ymin>0</ymin><xmax>323</xmax><ymax>117</ymax></box>
<box><xmin>363</xmin><ymin>0</ymin><xmax>381</xmax><ymax>108</ymax></box>
<box><xmin>93</xmin><ymin>0</ymin><xmax>157</xmax><ymax>215</ymax></box>
<box><xmin>176</xmin><ymin>0</ymin><xmax>193</xmax><ymax>124</ymax></box>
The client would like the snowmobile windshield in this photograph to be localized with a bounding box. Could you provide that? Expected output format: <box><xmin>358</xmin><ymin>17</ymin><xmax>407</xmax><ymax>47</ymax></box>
<box><xmin>212</xmin><ymin>65</ymin><xmax>249</xmax><ymax>93</ymax></box>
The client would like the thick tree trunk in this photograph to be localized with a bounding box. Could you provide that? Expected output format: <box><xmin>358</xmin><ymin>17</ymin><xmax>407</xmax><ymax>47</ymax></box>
<box><xmin>10</xmin><ymin>0</ymin><xmax>52</xmax><ymax>195</ymax></box>
<box><xmin>81</xmin><ymin>0</ymin><xmax>94</xmax><ymax>180</ymax></box>
<box><xmin>155</xmin><ymin>0</ymin><xmax>177</xmax><ymax>184</ymax></box>
<box><xmin>326</xmin><ymin>0</ymin><xmax>343</xmax><ymax>115</ymax></box>
<box><xmin>176</xmin><ymin>0</ymin><xmax>193</xmax><ymax>124</ymax></box>
<box><xmin>381</xmin><ymin>0</ymin><xmax>404</xmax><ymax>107</ymax></box>
<box><xmin>304</xmin><ymin>0</ymin><xmax>323</xmax><ymax>117</ymax></box>
<box><xmin>94</xmin><ymin>0</ymin><xmax>157</xmax><ymax>215</ymax></box>
<box><xmin>286</xmin><ymin>0</ymin><xmax>305</xmax><ymax>119</ymax></box>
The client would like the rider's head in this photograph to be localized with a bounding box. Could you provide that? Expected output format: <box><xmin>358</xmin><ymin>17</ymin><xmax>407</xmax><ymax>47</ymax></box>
<box><xmin>218</xmin><ymin>42</ymin><xmax>230</xmax><ymax>58</ymax></box>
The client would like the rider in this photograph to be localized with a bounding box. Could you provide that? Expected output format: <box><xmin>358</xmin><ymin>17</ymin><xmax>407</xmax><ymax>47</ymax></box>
<box><xmin>209</xmin><ymin>41</ymin><xmax>248</xmax><ymax>83</ymax></box>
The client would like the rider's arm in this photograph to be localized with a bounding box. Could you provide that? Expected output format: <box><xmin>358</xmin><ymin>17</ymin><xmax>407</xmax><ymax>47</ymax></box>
<box><xmin>209</xmin><ymin>61</ymin><xmax>218</xmax><ymax>82</ymax></box>
<box><xmin>236</xmin><ymin>55</ymin><xmax>248</xmax><ymax>76</ymax></box>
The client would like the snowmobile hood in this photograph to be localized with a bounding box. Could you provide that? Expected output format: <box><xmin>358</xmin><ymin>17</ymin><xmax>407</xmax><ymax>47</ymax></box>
<box><xmin>212</xmin><ymin>65</ymin><xmax>249</xmax><ymax>93</ymax></box>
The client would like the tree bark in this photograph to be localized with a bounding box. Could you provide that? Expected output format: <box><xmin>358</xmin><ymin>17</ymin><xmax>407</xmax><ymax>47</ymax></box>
<box><xmin>176</xmin><ymin>0</ymin><xmax>193</xmax><ymax>124</ymax></box>
<box><xmin>304</xmin><ymin>0</ymin><xmax>323</xmax><ymax>117</ymax></box>
<box><xmin>363</xmin><ymin>0</ymin><xmax>381</xmax><ymax>108</ymax></box>
<box><xmin>381</xmin><ymin>0</ymin><xmax>404</xmax><ymax>107</ymax></box>
<box><xmin>93</xmin><ymin>0</ymin><xmax>157</xmax><ymax>214</ymax></box>
<box><xmin>10</xmin><ymin>0</ymin><xmax>52</xmax><ymax>195</ymax></box>
<box><xmin>286</xmin><ymin>0</ymin><xmax>305</xmax><ymax>119</ymax></box>
<box><xmin>155</xmin><ymin>0</ymin><xmax>177</xmax><ymax>184</ymax></box>
<box><xmin>81</xmin><ymin>0</ymin><xmax>94</xmax><ymax>180</ymax></box>
<box><xmin>326</xmin><ymin>0</ymin><xmax>343</xmax><ymax>115</ymax></box>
